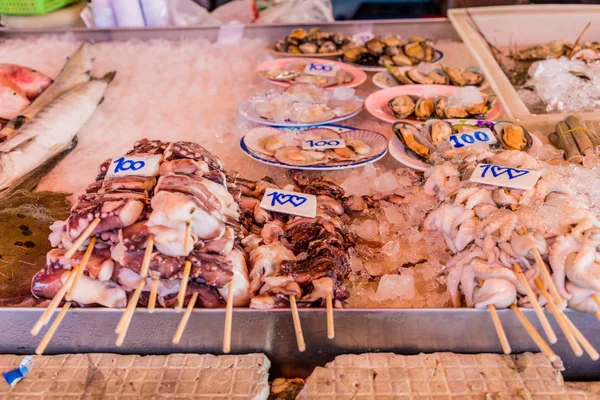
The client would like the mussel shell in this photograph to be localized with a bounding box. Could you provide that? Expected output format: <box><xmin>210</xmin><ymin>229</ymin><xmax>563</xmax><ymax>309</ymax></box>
<box><xmin>444</xmin><ymin>66</ymin><xmax>466</xmax><ymax>86</ymax></box>
<box><xmin>365</xmin><ymin>38</ymin><xmax>386</xmax><ymax>56</ymax></box>
<box><xmin>466</xmin><ymin>98</ymin><xmax>493</xmax><ymax>119</ymax></box>
<box><xmin>428</xmin><ymin>68</ymin><xmax>449</xmax><ymax>85</ymax></box>
<box><xmin>494</xmin><ymin>121</ymin><xmax>533</xmax><ymax>152</ymax></box>
<box><xmin>343</xmin><ymin>46</ymin><xmax>368</xmax><ymax>63</ymax></box>
<box><xmin>404</xmin><ymin>41</ymin><xmax>426</xmax><ymax>62</ymax></box>
<box><xmin>391</xmin><ymin>54</ymin><xmax>413</xmax><ymax>66</ymax></box>
<box><xmin>434</xmin><ymin>96</ymin><xmax>447</xmax><ymax>118</ymax></box>
<box><xmin>414</xmin><ymin>97</ymin><xmax>435</xmax><ymax>120</ymax></box>
<box><xmin>388</xmin><ymin>95</ymin><xmax>416</xmax><ymax>119</ymax></box>
<box><xmin>378</xmin><ymin>55</ymin><xmax>395</xmax><ymax>67</ymax></box>
<box><xmin>462</xmin><ymin>67</ymin><xmax>484</xmax><ymax>86</ymax></box>
<box><xmin>392</xmin><ymin>122</ymin><xmax>436</xmax><ymax>163</ymax></box>
<box><xmin>384</xmin><ymin>35</ymin><xmax>404</xmax><ymax>47</ymax></box>
<box><xmin>385</xmin><ymin>65</ymin><xmax>413</xmax><ymax>85</ymax></box>
<box><xmin>424</xmin><ymin>119</ymin><xmax>455</xmax><ymax>148</ymax></box>
<box><xmin>406</xmin><ymin>69</ymin><xmax>435</xmax><ymax>85</ymax></box>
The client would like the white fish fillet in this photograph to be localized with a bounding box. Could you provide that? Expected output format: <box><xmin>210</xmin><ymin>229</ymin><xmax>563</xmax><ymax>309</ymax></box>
<box><xmin>0</xmin><ymin>72</ymin><xmax>114</xmax><ymax>193</ymax></box>
<box><xmin>0</xmin><ymin>42</ymin><xmax>92</xmax><ymax>144</ymax></box>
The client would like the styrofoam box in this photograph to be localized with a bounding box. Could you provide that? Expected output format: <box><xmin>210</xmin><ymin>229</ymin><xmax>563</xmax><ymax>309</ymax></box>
<box><xmin>448</xmin><ymin>5</ymin><xmax>600</xmax><ymax>126</ymax></box>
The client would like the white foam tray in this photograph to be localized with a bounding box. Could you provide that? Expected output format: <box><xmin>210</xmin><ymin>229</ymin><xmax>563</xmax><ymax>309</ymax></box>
<box><xmin>448</xmin><ymin>4</ymin><xmax>600</xmax><ymax>126</ymax></box>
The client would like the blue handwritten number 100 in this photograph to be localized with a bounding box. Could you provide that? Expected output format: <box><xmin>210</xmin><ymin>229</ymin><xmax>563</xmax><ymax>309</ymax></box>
<box><xmin>306</xmin><ymin>140</ymin><xmax>340</xmax><ymax>148</ymax></box>
<box><xmin>448</xmin><ymin>131</ymin><xmax>490</xmax><ymax>148</ymax></box>
<box><xmin>309</xmin><ymin>63</ymin><xmax>333</xmax><ymax>72</ymax></box>
<box><xmin>112</xmin><ymin>157</ymin><xmax>145</xmax><ymax>173</ymax></box>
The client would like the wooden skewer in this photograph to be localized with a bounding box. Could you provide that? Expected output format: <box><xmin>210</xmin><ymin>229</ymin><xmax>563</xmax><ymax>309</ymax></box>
<box><xmin>289</xmin><ymin>295</ymin><xmax>306</xmax><ymax>352</ymax></box>
<box><xmin>64</xmin><ymin>218</ymin><xmax>100</xmax><ymax>259</ymax></box>
<box><xmin>176</xmin><ymin>261</ymin><xmax>192</xmax><ymax>311</ymax></box>
<box><xmin>478</xmin><ymin>279</ymin><xmax>511</xmax><ymax>354</ymax></box>
<box><xmin>522</xmin><ymin>227</ymin><xmax>563</xmax><ymax>305</ymax></box>
<box><xmin>173</xmin><ymin>292</ymin><xmax>198</xmax><ymax>344</ymax></box>
<box><xmin>592</xmin><ymin>294</ymin><xmax>600</xmax><ymax>321</ymax></box>
<box><xmin>66</xmin><ymin>237</ymin><xmax>97</xmax><ymax>301</ymax></box>
<box><xmin>31</xmin><ymin>266</ymin><xmax>79</xmax><ymax>336</ymax></box>
<box><xmin>148</xmin><ymin>277</ymin><xmax>159</xmax><ymax>313</ymax></box>
<box><xmin>534</xmin><ymin>278</ymin><xmax>582</xmax><ymax>357</ymax></box>
<box><xmin>35</xmin><ymin>302</ymin><xmax>71</xmax><ymax>355</ymax></box>
<box><xmin>510</xmin><ymin>304</ymin><xmax>558</xmax><ymax>362</ymax></box>
<box><xmin>326</xmin><ymin>292</ymin><xmax>335</xmax><ymax>340</ymax></box>
<box><xmin>223</xmin><ymin>281</ymin><xmax>235</xmax><ymax>353</ymax></box>
<box><xmin>183</xmin><ymin>220</ymin><xmax>192</xmax><ymax>254</ymax></box>
<box><xmin>115</xmin><ymin>279</ymin><xmax>145</xmax><ymax>335</ymax></box>
<box><xmin>139</xmin><ymin>237</ymin><xmax>154</xmax><ymax>278</ymax></box>
<box><xmin>514</xmin><ymin>264</ymin><xmax>557</xmax><ymax>344</ymax></box>
<box><xmin>562</xmin><ymin>313</ymin><xmax>600</xmax><ymax>360</ymax></box>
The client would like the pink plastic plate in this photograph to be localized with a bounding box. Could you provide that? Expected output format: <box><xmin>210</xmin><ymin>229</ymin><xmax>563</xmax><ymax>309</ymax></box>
<box><xmin>256</xmin><ymin>58</ymin><xmax>368</xmax><ymax>89</ymax></box>
<box><xmin>364</xmin><ymin>84</ymin><xmax>501</xmax><ymax>124</ymax></box>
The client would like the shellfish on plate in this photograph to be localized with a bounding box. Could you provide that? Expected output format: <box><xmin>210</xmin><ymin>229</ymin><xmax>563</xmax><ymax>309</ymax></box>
<box><xmin>240</xmin><ymin>124</ymin><xmax>388</xmax><ymax>170</ymax></box>
<box><xmin>373</xmin><ymin>65</ymin><xmax>488</xmax><ymax>90</ymax></box>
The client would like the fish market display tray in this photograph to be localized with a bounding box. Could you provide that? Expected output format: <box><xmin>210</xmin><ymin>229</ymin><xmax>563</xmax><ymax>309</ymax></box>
<box><xmin>448</xmin><ymin>4</ymin><xmax>600</xmax><ymax>125</ymax></box>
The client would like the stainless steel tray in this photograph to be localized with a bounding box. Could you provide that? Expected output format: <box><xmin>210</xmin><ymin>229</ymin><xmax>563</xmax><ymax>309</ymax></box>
<box><xmin>2</xmin><ymin>308</ymin><xmax>599</xmax><ymax>379</ymax></box>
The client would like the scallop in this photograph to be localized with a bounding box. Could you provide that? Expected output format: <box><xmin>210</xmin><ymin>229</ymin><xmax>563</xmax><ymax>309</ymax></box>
<box><xmin>293</xmin><ymin>103</ymin><xmax>336</xmax><ymax>124</ymax></box>
<box><xmin>346</xmin><ymin>138</ymin><xmax>371</xmax><ymax>155</ymax></box>
<box><xmin>406</xmin><ymin>69</ymin><xmax>435</xmax><ymax>85</ymax></box>
<box><xmin>274</xmin><ymin>146</ymin><xmax>329</xmax><ymax>166</ymax></box>
<box><xmin>244</xmin><ymin>127</ymin><xmax>298</xmax><ymax>157</ymax></box>
<box><xmin>388</xmin><ymin>95</ymin><xmax>416</xmax><ymax>119</ymax></box>
<box><xmin>294</xmin><ymin>74</ymin><xmax>337</xmax><ymax>87</ymax></box>
<box><xmin>414</xmin><ymin>97</ymin><xmax>435</xmax><ymax>120</ymax></box>
<box><xmin>340</xmin><ymin>130</ymin><xmax>388</xmax><ymax>160</ymax></box>
<box><xmin>495</xmin><ymin>122</ymin><xmax>532</xmax><ymax>152</ymax></box>
<box><xmin>329</xmin><ymin>147</ymin><xmax>359</xmax><ymax>161</ymax></box>
<box><xmin>425</xmin><ymin>119</ymin><xmax>455</xmax><ymax>147</ymax></box>
<box><xmin>392</xmin><ymin>122</ymin><xmax>436</xmax><ymax>162</ymax></box>
<box><xmin>298</xmin><ymin>128</ymin><xmax>342</xmax><ymax>143</ymax></box>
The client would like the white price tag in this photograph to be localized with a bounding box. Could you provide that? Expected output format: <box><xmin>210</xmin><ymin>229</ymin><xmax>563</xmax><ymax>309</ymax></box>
<box><xmin>352</xmin><ymin>31</ymin><xmax>374</xmax><ymax>45</ymax></box>
<box><xmin>105</xmin><ymin>155</ymin><xmax>162</xmax><ymax>178</ymax></box>
<box><xmin>469</xmin><ymin>163</ymin><xmax>542</xmax><ymax>190</ymax></box>
<box><xmin>217</xmin><ymin>24</ymin><xmax>245</xmax><ymax>44</ymax></box>
<box><xmin>448</xmin><ymin>128</ymin><xmax>497</xmax><ymax>149</ymax></box>
<box><xmin>301</xmin><ymin>138</ymin><xmax>346</xmax><ymax>150</ymax></box>
<box><xmin>260</xmin><ymin>188</ymin><xmax>317</xmax><ymax>218</ymax></box>
<box><xmin>303</xmin><ymin>62</ymin><xmax>339</xmax><ymax>77</ymax></box>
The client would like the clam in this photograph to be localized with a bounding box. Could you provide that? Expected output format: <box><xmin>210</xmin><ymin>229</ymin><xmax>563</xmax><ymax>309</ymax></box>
<box><xmin>331</xmin><ymin>32</ymin><xmax>345</xmax><ymax>46</ymax></box>
<box><xmin>406</xmin><ymin>69</ymin><xmax>435</xmax><ymax>84</ymax></box>
<box><xmin>366</xmin><ymin>37</ymin><xmax>386</xmax><ymax>56</ymax></box>
<box><xmin>444</xmin><ymin>105</ymin><xmax>469</xmax><ymax>119</ymax></box>
<box><xmin>462</xmin><ymin>67</ymin><xmax>484</xmax><ymax>86</ymax></box>
<box><xmin>434</xmin><ymin>96</ymin><xmax>447</xmax><ymax>118</ymax></box>
<box><xmin>385</xmin><ymin>45</ymin><xmax>402</xmax><ymax>57</ymax></box>
<box><xmin>378</xmin><ymin>55</ymin><xmax>395</xmax><ymax>67</ymax></box>
<box><xmin>386</xmin><ymin>65</ymin><xmax>413</xmax><ymax>85</ymax></box>
<box><xmin>288</xmin><ymin>45</ymin><xmax>301</xmax><ymax>54</ymax></box>
<box><xmin>343</xmin><ymin>46</ymin><xmax>366</xmax><ymax>63</ymax></box>
<box><xmin>392</xmin><ymin>122</ymin><xmax>436</xmax><ymax>162</ymax></box>
<box><xmin>414</xmin><ymin>97</ymin><xmax>435</xmax><ymax>120</ymax></box>
<box><xmin>288</xmin><ymin>28</ymin><xmax>307</xmax><ymax>43</ymax></box>
<box><xmin>428</xmin><ymin>69</ymin><xmax>449</xmax><ymax>85</ymax></box>
<box><xmin>384</xmin><ymin>35</ymin><xmax>404</xmax><ymax>47</ymax></box>
<box><xmin>274</xmin><ymin>146</ymin><xmax>329</xmax><ymax>166</ymax></box>
<box><xmin>404</xmin><ymin>41</ymin><xmax>425</xmax><ymax>62</ymax></box>
<box><xmin>299</xmin><ymin>42</ymin><xmax>319</xmax><ymax>54</ymax></box>
<box><xmin>495</xmin><ymin>122</ymin><xmax>532</xmax><ymax>152</ymax></box>
<box><xmin>318</xmin><ymin>41</ymin><xmax>337</xmax><ymax>53</ymax></box>
<box><xmin>244</xmin><ymin>127</ymin><xmax>298</xmax><ymax>157</ymax></box>
<box><xmin>388</xmin><ymin>95</ymin><xmax>416</xmax><ymax>119</ymax></box>
<box><xmin>391</xmin><ymin>54</ymin><xmax>413</xmax><ymax>66</ymax></box>
<box><xmin>425</xmin><ymin>119</ymin><xmax>455</xmax><ymax>147</ymax></box>
<box><xmin>274</xmin><ymin>40</ymin><xmax>288</xmax><ymax>53</ymax></box>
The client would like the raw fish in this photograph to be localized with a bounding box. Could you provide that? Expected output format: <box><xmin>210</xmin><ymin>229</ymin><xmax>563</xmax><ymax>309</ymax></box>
<box><xmin>0</xmin><ymin>72</ymin><xmax>115</xmax><ymax>194</ymax></box>
<box><xmin>0</xmin><ymin>43</ymin><xmax>92</xmax><ymax>143</ymax></box>
<box><xmin>0</xmin><ymin>76</ymin><xmax>30</xmax><ymax>119</ymax></box>
<box><xmin>0</xmin><ymin>64</ymin><xmax>53</xmax><ymax>99</ymax></box>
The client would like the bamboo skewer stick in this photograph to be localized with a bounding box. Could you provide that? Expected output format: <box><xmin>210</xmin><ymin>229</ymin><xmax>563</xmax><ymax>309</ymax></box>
<box><xmin>66</xmin><ymin>237</ymin><xmax>97</xmax><ymax>301</ymax></box>
<box><xmin>478</xmin><ymin>279</ymin><xmax>511</xmax><ymax>354</ymax></box>
<box><xmin>176</xmin><ymin>261</ymin><xmax>192</xmax><ymax>311</ymax></box>
<box><xmin>326</xmin><ymin>292</ymin><xmax>335</xmax><ymax>340</ymax></box>
<box><xmin>115</xmin><ymin>279</ymin><xmax>145</xmax><ymax>335</ymax></box>
<box><xmin>148</xmin><ymin>277</ymin><xmax>159</xmax><ymax>313</ymax></box>
<box><xmin>223</xmin><ymin>281</ymin><xmax>235</xmax><ymax>353</ymax></box>
<box><xmin>139</xmin><ymin>237</ymin><xmax>154</xmax><ymax>278</ymax></box>
<box><xmin>183</xmin><ymin>220</ymin><xmax>192</xmax><ymax>254</ymax></box>
<box><xmin>31</xmin><ymin>266</ymin><xmax>80</xmax><ymax>336</ymax></box>
<box><xmin>173</xmin><ymin>292</ymin><xmax>198</xmax><ymax>344</ymax></box>
<box><xmin>534</xmin><ymin>278</ymin><xmax>582</xmax><ymax>357</ymax></box>
<box><xmin>289</xmin><ymin>295</ymin><xmax>306</xmax><ymax>352</ymax></box>
<box><xmin>35</xmin><ymin>302</ymin><xmax>71</xmax><ymax>355</ymax></box>
<box><xmin>510</xmin><ymin>304</ymin><xmax>558</xmax><ymax>362</ymax></box>
<box><xmin>64</xmin><ymin>218</ymin><xmax>101</xmax><ymax>259</ymax></box>
<box><xmin>514</xmin><ymin>264</ymin><xmax>557</xmax><ymax>344</ymax></box>
<box><xmin>522</xmin><ymin>227</ymin><xmax>563</xmax><ymax>306</ymax></box>
<box><xmin>591</xmin><ymin>294</ymin><xmax>600</xmax><ymax>321</ymax></box>
<box><xmin>562</xmin><ymin>313</ymin><xmax>600</xmax><ymax>360</ymax></box>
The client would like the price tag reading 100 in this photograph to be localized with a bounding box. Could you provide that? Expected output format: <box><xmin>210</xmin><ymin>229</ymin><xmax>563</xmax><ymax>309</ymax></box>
<box><xmin>447</xmin><ymin>128</ymin><xmax>497</xmax><ymax>149</ymax></box>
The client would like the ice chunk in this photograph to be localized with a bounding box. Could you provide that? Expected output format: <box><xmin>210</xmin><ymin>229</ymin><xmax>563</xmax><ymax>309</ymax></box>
<box><xmin>364</xmin><ymin>163</ymin><xmax>377</xmax><ymax>181</ymax></box>
<box><xmin>365</xmin><ymin>261</ymin><xmax>383</xmax><ymax>276</ymax></box>
<box><xmin>333</xmin><ymin>86</ymin><xmax>355</xmax><ymax>101</ymax></box>
<box><xmin>416</xmin><ymin>62</ymin><xmax>436</xmax><ymax>75</ymax></box>
<box><xmin>375</xmin><ymin>274</ymin><xmax>415</xmax><ymax>301</ymax></box>
<box><xmin>449</xmin><ymin>86</ymin><xmax>483</xmax><ymax>107</ymax></box>
<box><xmin>341</xmin><ymin>173</ymin><xmax>374</xmax><ymax>196</ymax></box>
<box><xmin>382</xmin><ymin>241</ymin><xmax>401</xmax><ymax>258</ymax></box>
<box><xmin>355</xmin><ymin>220</ymin><xmax>378</xmax><ymax>240</ymax></box>
<box><xmin>383</xmin><ymin>206</ymin><xmax>405</xmax><ymax>225</ymax></box>
<box><xmin>375</xmin><ymin>172</ymin><xmax>399</xmax><ymax>192</ymax></box>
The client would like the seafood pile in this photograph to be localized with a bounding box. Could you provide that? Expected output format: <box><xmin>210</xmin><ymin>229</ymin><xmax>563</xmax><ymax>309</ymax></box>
<box><xmin>0</xmin><ymin>64</ymin><xmax>52</xmax><ymax>120</ymax></box>
<box><xmin>343</xmin><ymin>36</ymin><xmax>439</xmax><ymax>67</ymax></box>
<box><xmin>272</xmin><ymin>28</ymin><xmax>353</xmax><ymax>55</ymax></box>
<box><xmin>422</xmin><ymin>150</ymin><xmax>600</xmax><ymax>314</ymax></box>
<box><xmin>242</xmin><ymin>126</ymin><xmax>387</xmax><ymax>168</ymax></box>
<box><xmin>32</xmin><ymin>139</ymin><xmax>251</xmax><ymax>309</ymax></box>
<box><xmin>0</xmin><ymin>44</ymin><xmax>114</xmax><ymax>195</ymax></box>
<box><xmin>232</xmin><ymin>171</ymin><xmax>359</xmax><ymax>308</ymax></box>
<box><xmin>393</xmin><ymin>120</ymin><xmax>532</xmax><ymax>164</ymax></box>
<box><xmin>511</xmin><ymin>40</ymin><xmax>600</xmax><ymax>62</ymax></box>
<box><xmin>242</xmin><ymin>84</ymin><xmax>363</xmax><ymax>125</ymax></box>
<box><xmin>387</xmin><ymin>92</ymin><xmax>493</xmax><ymax>120</ymax></box>
<box><xmin>259</xmin><ymin>60</ymin><xmax>353</xmax><ymax>88</ymax></box>
<box><xmin>386</xmin><ymin>65</ymin><xmax>484</xmax><ymax>87</ymax></box>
